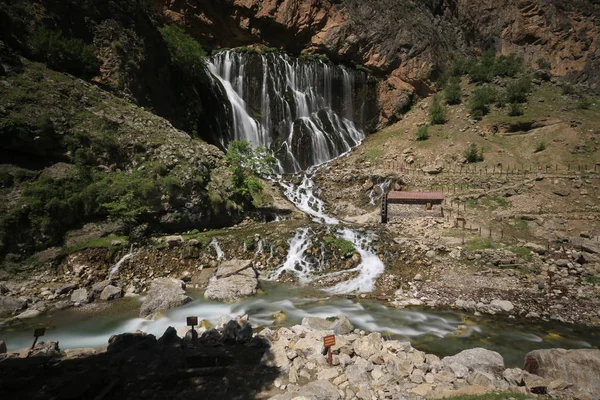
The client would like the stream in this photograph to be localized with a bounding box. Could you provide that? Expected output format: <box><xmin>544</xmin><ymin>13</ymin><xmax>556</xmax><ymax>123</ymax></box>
<box><xmin>1</xmin><ymin>282</ymin><xmax>597</xmax><ymax>367</ymax></box>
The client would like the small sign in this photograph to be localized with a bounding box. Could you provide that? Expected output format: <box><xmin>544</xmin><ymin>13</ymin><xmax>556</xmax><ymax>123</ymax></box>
<box><xmin>187</xmin><ymin>316</ymin><xmax>198</xmax><ymax>327</ymax></box>
<box><xmin>34</xmin><ymin>328</ymin><xmax>46</xmax><ymax>337</ymax></box>
<box><xmin>323</xmin><ymin>335</ymin><xmax>335</xmax><ymax>348</ymax></box>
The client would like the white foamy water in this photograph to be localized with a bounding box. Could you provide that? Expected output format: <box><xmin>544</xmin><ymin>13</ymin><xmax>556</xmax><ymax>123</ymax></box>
<box><xmin>279</xmin><ymin>170</ymin><xmax>339</xmax><ymax>225</ymax></box>
<box><xmin>211</xmin><ymin>237</ymin><xmax>225</xmax><ymax>260</ymax></box>
<box><xmin>368</xmin><ymin>179</ymin><xmax>391</xmax><ymax>205</ymax></box>
<box><xmin>109</xmin><ymin>245</ymin><xmax>134</xmax><ymax>277</ymax></box>
<box><xmin>325</xmin><ymin>228</ymin><xmax>385</xmax><ymax>294</ymax></box>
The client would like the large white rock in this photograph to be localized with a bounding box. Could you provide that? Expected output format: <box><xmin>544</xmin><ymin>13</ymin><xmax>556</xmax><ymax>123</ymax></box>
<box><xmin>139</xmin><ymin>278</ymin><xmax>192</xmax><ymax>319</ymax></box>
<box><xmin>489</xmin><ymin>299</ymin><xmax>514</xmax><ymax>313</ymax></box>
<box><xmin>442</xmin><ymin>348</ymin><xmax>505</xmax><ymax>375</ymax></box>
<box><xmin>353</xmin><ymin>332</ymin><xmax>383</xmax><ymax>360</ymax></box>
<box><xmin>524</xmin><ymin>348</ymin><xmax>600</xmax><ymax>398</ymax></box>
<box><xmin>204</xmin><ymin>260</ymin><xmax>258</xmax><ymax>303</ymax></box>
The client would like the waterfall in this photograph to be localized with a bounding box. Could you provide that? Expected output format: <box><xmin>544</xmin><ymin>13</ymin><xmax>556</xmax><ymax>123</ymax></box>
<box><xmin>208</xmin><ymin>51</ymin><xmax>370</xmax><ymax>172</ymax></box>
<box><xmin>270</xmin><ymin>228</ymin><xmax>317</xmax><ymax>283</ymax></box>
<box><xmin>211</xmin><ymin>238</ymin><xmax>225</xmax><ymax>261</ymax></box>
<box><xmin>109</xmin><ymin>245</ymin><xmax>134</xmax><ymax>277</ymax></box>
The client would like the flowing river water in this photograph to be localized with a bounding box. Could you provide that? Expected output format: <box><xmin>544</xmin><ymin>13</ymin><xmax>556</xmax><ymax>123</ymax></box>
<box><xmin>1</xmin><ymin>282</ymin><xmax>597</xmax><ymax>367</ymax></box>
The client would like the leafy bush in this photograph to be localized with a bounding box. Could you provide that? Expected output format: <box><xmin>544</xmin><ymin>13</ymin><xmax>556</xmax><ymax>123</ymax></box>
<box><xmin>444</xmin><ymin>77</ymin><xmax>461</xmax><ymax>105</ymax></box>
<box><xmin>508</xmin><ymin>103</ymin><xmax>523</xmax><ymax>116</ymax></box>
<box><xmin>534</xmin><ymin>141</ymin><xmax>547</xmax><ymax>153</ymax></box>
<box><xmin>505</xmin><ymin>76</ymin><xmax>531</xmax><ymax>103</ymax></box>
<box><xmin>536</xmin><ymin>58</ymin><xmax>551</xmax><ymax>71</ymax></box>
<box><xmin>464</xmin><ymin>143</ymin><xmax>484</xmax><ymax>163</ymax></box>
<box><xmin>469</xmin><ymin>87</ymin><xmax>496</xmax><ymax>119</ymax></box>
<box><xmin>577</xmin><ymin>96</ymin><xmax>592</xmax><ymax>109</ymax></box>
<box><xmin>429</xmin><ymin>95</ymin><xmax>446</xmax><ymax>124</ymax></box>
<box><xmin>159</xmin><ymin>24</ymin><xmax>206</xmax><ymax>78</ymax></box>
<box><xmin>29</xmin><ymin>27</ymin><xmax>100</xmax><ymax>78</ymax></box>
<box><xmin>492</xmin><ymin>54</ymin><xmax>523</xmax><ymax>77</ymax></box>
<box><xmin>561</xmin><ymin>84</ymin><xmax>576</xmax><ymax>95</ymax></box>
<box><xmin>415</xmin><ymin>125</ymin><xmax>429</xmax><ymax>141</ymax></box>
<box><xmin>226</xmin><ymin>140</ymin><xmax>277</xmax><ymax>206</ymax></box>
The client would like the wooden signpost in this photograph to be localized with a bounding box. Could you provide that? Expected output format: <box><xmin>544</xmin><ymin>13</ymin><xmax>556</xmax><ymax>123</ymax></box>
<box><xmin>31</xmin><ymin>328</ymin><xmax>46</xmax><ymax>350</ymax></box>
<box><xmin>187</xmin><ymin>316</ymin><xmax>198</xmax><ymax>340</ymax></box>
<box><xmin>323</xmin><ymin>335</ymin><xmax>336</xmax><ymax>366</ymax></box>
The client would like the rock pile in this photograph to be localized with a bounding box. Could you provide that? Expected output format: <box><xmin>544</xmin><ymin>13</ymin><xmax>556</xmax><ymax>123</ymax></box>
<box><xmin>259</xmin><ymin>316</ymin><xmax>600</xmax><ymax>400</ymax></box>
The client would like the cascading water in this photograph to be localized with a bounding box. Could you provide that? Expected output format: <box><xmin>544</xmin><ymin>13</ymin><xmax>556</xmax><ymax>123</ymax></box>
<box><xmin>109</xmin><ymin>245</ymin><xmax>134</xmax><ymax>277</ymax></box>
<box><xmin>368</xmin><ymin>179</ymin><xmax>392</xmax><ymax>205</ymax></box>
<box><xmin>211</xmin><ymin>238</ymin><xmax>225</xmax><ymax>261</ymax></box>
<box><xmin>208</xmin><ymin>51</ymin><xmax>372</xmax><ymax>172</ymax></box>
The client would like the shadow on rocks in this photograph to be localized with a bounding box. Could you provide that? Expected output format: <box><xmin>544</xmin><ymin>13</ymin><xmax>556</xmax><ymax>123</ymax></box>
<box><xmin>0</xmin><ymin>322</ymin><xmax>279</xmax><ymax>400</ymax></box>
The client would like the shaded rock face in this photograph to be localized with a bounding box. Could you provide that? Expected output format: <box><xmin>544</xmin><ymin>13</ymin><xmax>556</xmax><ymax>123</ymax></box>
<box><xmin>524</xmin><ymin>348</ymin><xmax>600</xmax><ymax>398</ymax></box>
<box><xmin>0</xmin><ymin>0</ymin><xmax>231</xmax><ymax>146</ymax></box>
<box><xmin>139</xmin><ymin>278</ymin><xmax>192</xmax><ymax>319</ymax></box>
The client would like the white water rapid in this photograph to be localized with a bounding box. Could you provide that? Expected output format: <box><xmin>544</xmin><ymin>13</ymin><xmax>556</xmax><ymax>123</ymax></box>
<box><xmin>211</xmin><ymin>238</ymin><xmax>225</xmax><ymax>261</ymax></box>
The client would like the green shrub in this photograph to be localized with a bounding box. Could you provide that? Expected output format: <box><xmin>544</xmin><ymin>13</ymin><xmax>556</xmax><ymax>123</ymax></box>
<box><xmin>577</xmin><ymin>96</ymin><xmax>592</xmax><ymax>109</ymax></box>
<box><xmin>464</xmin><ymin>143</ymin><xmax>484</xmax><ymax>163</ymax></box>
<box><xmin>226</xmin><ymin>140</ymin><xmax>277</xmax><ymax>206</ymax></box>
<box><xmin>561</xmin><ymin>84</ymin><xmax>576</xmax><ymax>95</ymax></box>
<box><xmin>159</xmin><ymin>24</ymin><xmax>207</xmax><ymax>78</ymax></box>
<box><xmin>492</xmin><ymin>54</ymin><xmax>523</xmax><ymax>77</ymax></box>
<box><xmin>469</xmin><ymin>87</ymin><xmax>496</xmax><ymax>119</ymax></box>
<box><xmin>534</xmin><ymin>141</ymin><xmax>547</xmax><ymax>153</ymax></box>
<box><xmin>429</xmin><ymin>95</ymin><xmax>446</xmax><ymax>124</ymax></box>
<box><xmin>29</xmin><ymin>27</ymin><xmax>100</xmax><ymax>79</ymax></box>
<box><xmin>415</xmin><ymin>125</ymin><xmax>429</xmax><ymax>141</ymax></box>
<box><xmin>444</xmin><ymin>77</ymin><xmax>461</xmax><ymax>105</ymax></box>
<box><xmin>449</xmin><ymin>58</ymin><xmax>475</xmax><ymax>77</ymax></box>
<box><xmin>506</xmin><ymin>76</ymin><xmax>531</xmax><ymax>103</ymax></box>
<box><xmin>536</xmin><ymin>58</ymin><xmax>551</xmax><ymax>71</ymax></box>
<box><xmin>508</xmin><ymin>103</ymin><xmax>524</xmax><ymax>116</ymax></box>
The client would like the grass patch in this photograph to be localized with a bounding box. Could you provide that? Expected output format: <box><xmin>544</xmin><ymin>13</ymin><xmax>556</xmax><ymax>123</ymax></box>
<box><xmin>465</xmin><ymin>238</ymin><xmax>494</xmax><ymax>251</ymax></box>
<box><xmin>507</xmin><ymin>219</ymin><xmax>530</xmax><ymax>233</ymax></box>
<box><xmin>324</xmin><ymin>235</ymin><xmax>356</xmax><ymax>254</ymax></box>
<box><xmin>416</xmin><ymin>125</ymin><xmax>430</xmax><ymax>141</ymax></box>
<box><xmin>509</xmin><ymin>246</ymin><xmax>533</xmax><ymax>262</ymax></box>
<box><xmin>365</xmin><ymin>147</ymin><xmax>383</xmax><ymax>162</ymax></box>
<box><xmin>586</xmin><ymin>275</ymin><xmax>600</xmax><ymax>285</ymax></box>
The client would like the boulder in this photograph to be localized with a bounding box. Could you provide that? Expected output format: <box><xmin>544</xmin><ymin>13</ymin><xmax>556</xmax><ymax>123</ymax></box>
<box><xmin>165</xmin><ymin>235</ymin><xmax>184</xmax><ymax>248</ymax></box>
<box><xmin>70</xmin><ymin>288</ymin><xmax>90</xmax><ymax>304</ymax></box>
<box><xmin>269</xmin><ymin>380</ymin><xmax>341</xmax><ymax>400</ymax></box>
<box><xmin>57</xmin><ymin>283</ymin><xmax>77</xmax><ymax>295</ymax></box>
<box><xmin>0</xmin><ymin>340</ymin><xmax>6</xmax><ymax>354</ymax></box>
<box><xmin>99</xmin><ymin>285</ymin><xmax>122</xmax><ymax>301</ymax></box>
<box><xmin>139</xmin><ymin>278</ymin><xmax>192</xmax><ymax>319</ymax></box>
<box><xmin>353</xmin><ymin>332</ymin><xmax>383</xmax><ymax>359</ymax></box>
<box><xmin>0</xmin><ymin>296</ymin><xmax>26</xmax><ymax>317</ymax></box>
<box><xmin>16</xmin><ymin>308</ymin><xmax>41</xmax><ymax>319</ymax></box>
<box><xmin>107</xmin><ymin>331</ymin><xmax>157</xmax><ymax>354</ymax></box>
<box><xmin>442</xmin><ymin>348</ymin><xmax>505</xmax><ymax>375</ymax></box>
<box><xmin>525</xmin><ymin>242</ymin><xmax>546</xmax><ymax>255</ymax></box>
<box><xmin>489</xmin><ymin>299</ymin><xmax>514</xmax><ymax>313</ymax></box>
<box><xmin>329</xmin><ymin>315</ymin><xmax>354</xmax><ymax>335</ymax></box>
<box><xmin>523</xmin><ymin>348</ymin><xmax>600</xmax><ymax>397</ymax></box>
<box><xmin>204</xmin><ymin>260</ymin><xmax>258</xmax><ymax>302</ymax></box>
<box><xmin>221</xmin><ymin>316</ymin><xmax>253</xmax><ymax>344</ymax></box>
<box><xmin>29</xmin><ymin>341</ymin><xmax>61</xmax><ymax>358</ymax></box>
<box><xmin>92</xmin><ymin>280</ymin><xmax>112</xmax><ymax>296</ymax></box>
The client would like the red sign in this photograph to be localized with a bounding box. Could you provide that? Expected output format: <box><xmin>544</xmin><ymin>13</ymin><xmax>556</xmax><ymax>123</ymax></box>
<box><xmin>323</xmin><ymin>335</ymin><xmax>335</xmax><ymax>347</ymax></box>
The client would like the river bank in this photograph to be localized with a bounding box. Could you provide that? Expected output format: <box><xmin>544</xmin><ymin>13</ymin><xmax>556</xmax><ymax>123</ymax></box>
<box><xmin>1</xmin><ymin>314</ymin><xmax>599</xmax><ymax>400</ymax></box>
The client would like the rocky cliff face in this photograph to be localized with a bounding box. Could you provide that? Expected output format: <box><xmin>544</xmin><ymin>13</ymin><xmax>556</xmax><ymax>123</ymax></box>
<box><xmin>155</xmin><ymin>0</ymin><xmax>600</xmax><ymax>123</ymax></box>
